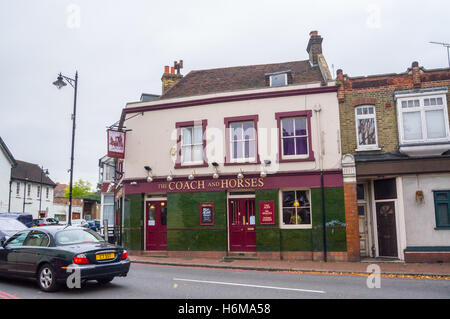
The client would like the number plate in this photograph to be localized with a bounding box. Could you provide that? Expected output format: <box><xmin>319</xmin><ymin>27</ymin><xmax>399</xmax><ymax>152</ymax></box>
<box><xmin>96</xmin><ymin>253</ymin><xmax>115</xmax><ymax>261</ymax></box>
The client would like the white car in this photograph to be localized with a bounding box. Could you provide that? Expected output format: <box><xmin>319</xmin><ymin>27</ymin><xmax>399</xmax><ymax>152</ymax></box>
<box><xmin>70</xmin><ymin>219</ymin><xmax>89</xmax><ymax>228</ymax></box>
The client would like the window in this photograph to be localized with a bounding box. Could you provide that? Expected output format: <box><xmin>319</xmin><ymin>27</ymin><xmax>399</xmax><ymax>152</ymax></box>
<box><xmin>224</xmin><ymin>115</ymin><xmax>259</xmax><ymax>164</ymax></box>
<box><xmin>175</xmin><ymin>120</ymin><xmax>208</xmax><ymax>168</ymax></box>
<box><xmin>16</xmin><ymin>182</ymin><xmax>20</xmax><ymax>196</ymax></box>
<box><xmin>275</xmin><ymin>111</ymin><xmax>314</xmax><ymax>162</ymax></box>
<box><xmin>270</xmin><ymin>73</ymin><xmax>287</xmax><ymax>87</ymax></box>
<box><xmin>355</xmin><ymin>105</ymin><xmax>379</xmax><ymax>150</ymax></box>
<box><xmin>396</xmin><ymin>91</ymin><xmax>449</xmax><ymax>144</ymax></box>
<box><xmin>37</xmin><ymin>185</ymin><xmax>41</xmax><ymax>198</ymax></box>
<box><xmin>181</xmin><ymin>126</ymin><xmax>203</xmax><ymax>164</ymax></box>
<box><xmin>434</xmin><ymin>191</ymin><xmax>450</xmax><ymax>228</ymax></box>
<box><xmin>6</xmin><ymin>231</ymin><xmax>31</xmax><ymax>247</ymax></box>
<box><xmin>46</xmin><ymin>187</ymin><xmax>49</xmax><ymax>199</ymax></box>
<box><xmin>23</xmin><ymin>231</ymin><xmax>49</xmax><ymax>247</ymax></box>
<box><xmin>27</xmin><ymin>184</ymin><xmax>31</xmax><ymax>197</ymax></box>
<box><xmin>280</xmin><ymin>190</ymin><xmax>311</xmax><ymax>228</ymax></box>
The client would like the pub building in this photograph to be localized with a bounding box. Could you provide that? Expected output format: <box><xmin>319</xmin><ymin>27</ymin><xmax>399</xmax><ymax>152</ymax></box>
<box><xmin>112</xmin><ymin>31</ymin><xmax>359</xmax><ymax>261</ymax></box>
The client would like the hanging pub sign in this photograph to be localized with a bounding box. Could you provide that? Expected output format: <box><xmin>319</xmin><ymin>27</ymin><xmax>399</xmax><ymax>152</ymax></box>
<box><xmin>259</xmin><ymin>201</ymin><xmax>275</xmax><ymax>225</ymax></box>
<box><xmin>107</xmin><ymin>129</ymin><xmax>125</xmax><ymax>159</ymax></box>
<box><xmin>200</xmin><ymin>202</ymin><xmax>215</xmax><ymax>225</ymax></box>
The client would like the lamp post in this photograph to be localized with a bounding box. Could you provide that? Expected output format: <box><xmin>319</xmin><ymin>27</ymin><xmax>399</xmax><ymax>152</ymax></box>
<box><xmin>53</xmin><ymin>71</ymin><xmax>78</xmax><ymax>226</ymax></box>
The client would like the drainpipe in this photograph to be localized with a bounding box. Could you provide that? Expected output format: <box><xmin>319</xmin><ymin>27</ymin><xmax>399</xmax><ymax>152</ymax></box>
<box><xmin>8</xmin><ymin>178</ymin><xmax>12</xmax><ymax>213</ymax></box>
<box><xmin>314</xmin><ymin>104</ymin><xmax>327</xmax><ymax>262</ymax></box>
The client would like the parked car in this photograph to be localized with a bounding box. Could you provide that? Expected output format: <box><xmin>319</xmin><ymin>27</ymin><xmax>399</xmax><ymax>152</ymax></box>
<box><xmin>71</xmin><ymin>219</ymin><xmax>89</xmax><ymax>228</ymax></box>
<box><xmin>0</xmin><ymin>226</ymin><xmax>130</xmax><ymax>292</ymax></box>
<box><xmin>0</xmin><ymin>217</ymin><xmax>28</xmax><ymax>240</ymax></box>
<box><xmin>33</xmin><ymin>218</ymin><xmax>59</xmax><ymax>227</ymax></box>
<box><xmin>0</xmin><ymin>213</ymin><xmax>33</xmax><ymax>228</ymax></box>
<box><xmin>87</xmin><ymin>220</ymin><xmax>101</xmax><ymax>232</ymax></box>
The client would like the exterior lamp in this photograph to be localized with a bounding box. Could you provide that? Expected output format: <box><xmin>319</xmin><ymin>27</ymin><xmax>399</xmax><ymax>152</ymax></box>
<box><xmin>211</xmin><ymin>162</ymin><xmax>219</xmax><ymax>179</ymax></box>
<box><xmin>167</xmin><ymin>170</ymin><xmax>173</xmax><ymax>182</ymax></box>
<box><xmin>237</xmin><ymin>169</ymin><xmax>244</xmax><ymax>179</ymax></box>
<box><xmin>188</xmin><ymin>170</ymin><xmax>196</xmax><ymax>180</ymax></box>
<box><xmin>52</xmin><ymin>71</ymin><xmax>78</xmax><ymax>226</ymax></box>
<box><xmin>260</xmin><ymin>170</ymin><xmax>267</xmax><ymax>178</ymax></box>
<box><xmin>144</xmin><ymin>166</ymin><xmax>153</xmax><ymax>182</ymax></box>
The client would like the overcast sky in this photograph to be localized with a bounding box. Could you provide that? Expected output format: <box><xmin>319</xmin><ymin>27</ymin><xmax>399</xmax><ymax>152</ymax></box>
<box><xmin>0</xmin><ymin>0</ymin><xmax>449</xmax><ymax>189</ymax></box>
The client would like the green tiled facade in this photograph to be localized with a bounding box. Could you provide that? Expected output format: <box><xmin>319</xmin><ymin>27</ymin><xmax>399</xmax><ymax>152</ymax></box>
<box><xmin>122</xmin><ymin>187</ymin><xmax>346</xmax><ymax>253</ymax></box>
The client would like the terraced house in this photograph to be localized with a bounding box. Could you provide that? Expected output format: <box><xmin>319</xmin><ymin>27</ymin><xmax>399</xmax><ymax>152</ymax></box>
<box><xmin>115</xmin><ymin>31</ymin><xmax>360</xmax><ymax>261</ymax></box>
<box><xmin>337</xmin><ymin>62</ymin><xmax>450</xmax><ymax>262</ymax></box>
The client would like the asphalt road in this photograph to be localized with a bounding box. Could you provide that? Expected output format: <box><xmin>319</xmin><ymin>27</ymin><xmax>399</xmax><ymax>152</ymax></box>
<box><xmin>0</xmin><ymin>263</ymin><xmax>448</xmax><ymax>299</ymax></box>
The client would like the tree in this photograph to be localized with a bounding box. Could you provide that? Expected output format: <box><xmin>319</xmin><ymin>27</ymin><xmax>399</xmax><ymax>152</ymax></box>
<box><xmin>64</xmin><ymin>179</ymin><xmax>93</xmax><ymax>198</ymax></box>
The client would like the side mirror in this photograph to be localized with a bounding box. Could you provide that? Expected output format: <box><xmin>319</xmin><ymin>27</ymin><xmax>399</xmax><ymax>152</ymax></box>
<box><xmin>0</xmin><ymin>236</ymin><xmax>6</xmax><ymax>247</ymax></box>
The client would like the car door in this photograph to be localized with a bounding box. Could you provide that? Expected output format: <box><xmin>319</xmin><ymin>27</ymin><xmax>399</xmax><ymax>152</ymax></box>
<box><xmin>18</xmin><ymin>230</ymin><xmax>51</xmax><ymax>276</ymax></box>
<box><xmin>0</xmin><ymin>231</ymin><xmax>31</xmax><ymax>275</ymax></box>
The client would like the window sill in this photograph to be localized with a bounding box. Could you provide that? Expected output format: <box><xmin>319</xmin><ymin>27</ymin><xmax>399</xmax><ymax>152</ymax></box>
<box><xmin>174</xmin><ymin>163</ymin><xmax>209</xmax><ymax>169</ymax></box>
<box><xmin>355</xmin><ymin>147</ymin><xmax>381</xmax><ymax>152</ymax></box>
<box><xmin>224</xmin><ymin>160</ymin><xmax>261</xmax><ymax>166</ymax></box>
<box><xmin>434</xmin><ymin>226</ymin><xmax>450</xmax><ymax>230</ymax></box>
<box><xmin>278</xmin><ymin>155</ymin><xmax>315</xmax><ymax>163</ymax></box>
<box><xmin>280</xmin><ymin>225</ymin><xmax>312</xmax><ymax>230</ymax></box>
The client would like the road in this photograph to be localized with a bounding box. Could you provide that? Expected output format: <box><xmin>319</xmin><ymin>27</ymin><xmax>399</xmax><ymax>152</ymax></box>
<box><xmin>0</xmin><ymin>263</ymin><xmax>449</xmax><ymax>299</ymax></box>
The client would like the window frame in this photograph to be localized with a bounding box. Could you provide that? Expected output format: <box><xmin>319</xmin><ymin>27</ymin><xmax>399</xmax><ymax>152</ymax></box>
<box><xmin>279</xmin><ymin>189</ymin><xmax>312</xmax><ymax>229</ymax></box>
<box><xmin>275</xmin><ymin>110</ymin><xmax>314</xmax><ymax>163</ymax></box>
<box><xmin>354</xmin><ymin>105</ymin><xmax>380</xmax><ymax>151</ymax></box>
<box><xmin>396</xmin><ymin>91</ymin><xmax>450</xmax><ymax>145</ymax></box>
<box><xmin>224</xmin><ymin>115</ymin><xmax>260</xmax><ymax>165</ymax></box>
<box><xmin>174</xmin><ymin>120</ymin><xmax>208</xmax><ymax>169</ymax></box>
<box><xmin>433</xmin><ymin>190</ymin><xmax>450</xmax><ymax>229</ymax></box>
<box><xmin>269</xmin><ymin>73</ymin><xmax>288</xmax><ymax>87</ymax></box>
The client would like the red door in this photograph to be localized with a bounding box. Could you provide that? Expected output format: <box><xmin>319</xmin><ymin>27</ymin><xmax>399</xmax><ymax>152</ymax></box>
<box><xmin>228</xmin><ymin>198</ymin><xmax>256</xmax><ymax>252</ymax></box>
<box><xmin>145</xmin><ymin>201</ymin><xmax>167</xmax><ymax>251</ymax></box>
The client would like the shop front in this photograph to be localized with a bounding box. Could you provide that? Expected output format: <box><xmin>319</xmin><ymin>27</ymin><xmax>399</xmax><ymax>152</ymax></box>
<box><xmin>121</xmin><ymin>170</ymin><xmax>349</xmax><ymax>261</ymax></box>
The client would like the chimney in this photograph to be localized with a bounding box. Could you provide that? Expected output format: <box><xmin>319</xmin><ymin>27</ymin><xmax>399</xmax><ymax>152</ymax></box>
<box><xmin>161</xmin><ymin>60</ymin><xmax>183</xmax><ymax>95</ymax></box>
<box><xmin>306</xmin><ymin>30</ymin><xmax>323</xmax><ymax>66</ymax></box>
<box><xmin>411</xmin><ymin>61</ymin><xmax>421</xmax><ymax>88</ymax></box>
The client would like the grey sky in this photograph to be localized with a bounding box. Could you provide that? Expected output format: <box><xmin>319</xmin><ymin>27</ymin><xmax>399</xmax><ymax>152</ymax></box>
<box><xmin>0</xmin><ymin>0</ymin><xmax>449</xmax><ymax>189</ymax></box>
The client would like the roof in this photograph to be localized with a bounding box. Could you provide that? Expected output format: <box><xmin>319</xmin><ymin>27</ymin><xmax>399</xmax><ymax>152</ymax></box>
<box><xmin>11</xmin><ymin>160</ymin><xmax>56</xmax><ymax>186</ymax></box>
<box><xmin>0</xmin><ymin>136</ymin><xmax>17</xmax><ymax>167</ymax></box>
<box><xmin>160</xmin><ymin>60</ymin><xmax>324</xmax><ymax>99</ymax></box>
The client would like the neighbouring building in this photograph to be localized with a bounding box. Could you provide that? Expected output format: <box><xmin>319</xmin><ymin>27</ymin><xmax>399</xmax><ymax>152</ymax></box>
<box><xmin>0</xmin><ymin>136</ymin><xmax>17</xmax><ymax>212</ymax></box>
<box><xmin>337</xmin><ymin>62</ymin><xmax>450</xmax><ymax>262</ymax></box>
<box><xmin>52</xmin><ymin>197</ymin><xmax>83</xmax><ymax>222</ymax></box>
<box><xmin>10</xmin><ymin>160</ymin><xmax>56</xmax><ymax>218</ymax></box>
<box><xmin>99</xmin><ymin>155</ymin><xmax>119</xmax><ymax>228</ymax></box>
<box><xmin>115</xmin><ymin>31</ymin><xmax>358</xmax><ymax>261</ymax></box>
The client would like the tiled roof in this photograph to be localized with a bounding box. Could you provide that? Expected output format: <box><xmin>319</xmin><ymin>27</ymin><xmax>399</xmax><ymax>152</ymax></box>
<box><xmin>160</xmin><ymin>60</ymin><xmax>324</xmax><ymax>99</ymax></box>
<box><xmin>54</xmin><ymin>183</ymin><xmax>68</xmax><ymax>197</ymax></box>
<box><xmin>11</xmin><ymin>160</ymin><xmax>56</xmax><ymax>186</ymax></box>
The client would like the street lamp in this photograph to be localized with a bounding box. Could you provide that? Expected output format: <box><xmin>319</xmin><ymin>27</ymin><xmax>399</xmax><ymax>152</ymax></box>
<box><xmin>53</xmin><ymin>71</ymin><xmax>78</xmax><ymax>226</ymax></box>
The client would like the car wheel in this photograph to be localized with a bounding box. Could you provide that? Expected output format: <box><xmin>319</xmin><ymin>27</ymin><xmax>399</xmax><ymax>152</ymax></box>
<box><xmin>38</xmin><ymin>264</ymin><xmax>60</xmax><ymax>292</ymax></box>
<box><xmin>97</xmin><ymin>276</ymin><xmax>114</xmax><ymax>285</ymax></box>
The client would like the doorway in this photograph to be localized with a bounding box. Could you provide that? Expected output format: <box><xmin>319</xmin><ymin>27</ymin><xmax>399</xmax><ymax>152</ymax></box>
<box><xmin>145</xmin><ymin>201</ymin><xmax>167</xmax><ymax>251</ymax></box>
<box><xmin>228</xmin><ymin>198</ymin><xmax>256</xmax><ymax>252</ymax></box>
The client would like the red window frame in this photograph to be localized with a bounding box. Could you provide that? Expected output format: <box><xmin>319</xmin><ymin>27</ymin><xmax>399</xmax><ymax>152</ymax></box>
<box><xmin>224</xmin><ymin>115</ymin><xmax>260</xmax><ymax>165</ymax></box>
<box><xmin>175</xmin><ymin>120</ymin><xmax>209</xmax><ymax>169</ymax></box>
<box><xmin>275</xmin><ymin>110</ymin><xmax>315</xmax><ymax>163</ymax></box>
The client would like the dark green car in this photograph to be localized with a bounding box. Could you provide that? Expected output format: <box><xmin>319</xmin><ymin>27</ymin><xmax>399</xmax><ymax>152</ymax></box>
<box><xmin>0</xmin><ymin>226</ymin><xmax>130</xmax><ymax>292</ymax></box>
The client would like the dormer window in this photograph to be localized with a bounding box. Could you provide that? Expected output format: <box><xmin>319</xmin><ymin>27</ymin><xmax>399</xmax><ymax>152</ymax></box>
<box><xmin>265</xmin><ymin>70</ymin><xmax>291</xmax><ymax>87</ymax></box>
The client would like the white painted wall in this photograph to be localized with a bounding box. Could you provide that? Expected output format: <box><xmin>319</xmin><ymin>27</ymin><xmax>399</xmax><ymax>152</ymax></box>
<box><xmin>9</xmin><ymin>180</ymin><xmax>54</xmax><ymax>218</ymax></box>
<box><xmin>0</xmin><ymin>150</ymin><xmax>12</xmax><ymax>212</ymax></box>
<box><xmin>402</xmin><ymin>174</ymin><xmax>450</xmax><ymax>247</ymax></box>
<box><xmin>52</xmin><ymin>202</ymin><xmax>83</xmax><ymax>221</ymax></box>
<box><xmin>123</xmin><ymin>82</ymin><xmax>341</xmax><ymax>180</ymax></box>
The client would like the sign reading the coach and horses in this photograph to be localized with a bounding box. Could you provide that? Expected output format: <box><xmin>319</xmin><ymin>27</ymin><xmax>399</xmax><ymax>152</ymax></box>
<box><xmin>259</xmin><ymin>201</ymin><xmax>275</xmax><ymax>225</ymax></box>
<box><xmin>107</xmin><ymin>129</ymin><xmax>125</xmax><ymax>159</ymax></box>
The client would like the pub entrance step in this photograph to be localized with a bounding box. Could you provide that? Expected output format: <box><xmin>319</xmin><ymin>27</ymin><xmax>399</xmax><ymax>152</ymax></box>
<box><xmin>223</xmin><ymin>252</ymin><xmax>258</xmax><ymax>261</ymax></box>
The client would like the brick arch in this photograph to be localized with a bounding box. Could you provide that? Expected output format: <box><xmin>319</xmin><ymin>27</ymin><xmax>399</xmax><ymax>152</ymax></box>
<box><xmin>353</xmin><ymin>98</ymin><xmax>377</xmax><ymax>107</ymax></box>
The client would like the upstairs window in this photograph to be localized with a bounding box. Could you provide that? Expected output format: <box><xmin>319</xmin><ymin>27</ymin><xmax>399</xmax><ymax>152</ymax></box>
<box><xmin>396</xmin><ymin>91</ymin><xmax>449</xmax><ymax>144</ymax></box>
<box><xmin>181</xmin><ymin>126</ymin><xmax>204</xmax><ymax>164</ymax></box>
<box><xmin>270</xmin><ymin>73</ymin><xmax>287</xmax><ymax>87</ymax></box>
<box><xmin>355</xmin><ymin>105</ymin><xmax>379</xmax><ymax>151</ymax></box>
<box><xmin>281</xmin><ymin>117</ymin><xmax>309</xmax><ymax>157</ymax></box>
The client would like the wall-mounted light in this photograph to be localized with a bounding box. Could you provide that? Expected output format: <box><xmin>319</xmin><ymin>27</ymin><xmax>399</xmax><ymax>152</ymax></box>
<box><xmin>260</xmin><ymin>171</ymin><xmax>267</xmax><ymax>178</ymax></box>
<box><xmin>144</xmin><ymin>165</ymin><xmax>153</xmax><ymax>183</ymax></box>
<box><xmin>167</xmin><ymin>170</ymin><xmax>173</xmax><ymax>182</ymax></box>
<box><xmin>237</xmin><ymin>169</ymin><xmax>244</xmax><ymax>179</ymax></box>
<box><xmin>188</xmin><ymin>170</ymin><xmax>196</xmax><ymax>180</ymax></box>
<box><xmin>211</xmin><ymin>162</ymin><xmax>219</xmax><ymax>179</ymax></box>
<box><xmin>260</xmin><ymin>159</ymin><xmax>271</xmax><ymax>178</ymax></box>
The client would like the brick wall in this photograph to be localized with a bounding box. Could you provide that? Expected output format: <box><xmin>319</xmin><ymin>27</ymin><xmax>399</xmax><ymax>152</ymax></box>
<box><xmin>337</xmin><ymin>64</ymin><xmax>450</xmax><ymax>155</ymax></box>
<box><xmin>343</xmin><ymin>182</ymin><xmax>360</xmax><ymax>261</ymax></box>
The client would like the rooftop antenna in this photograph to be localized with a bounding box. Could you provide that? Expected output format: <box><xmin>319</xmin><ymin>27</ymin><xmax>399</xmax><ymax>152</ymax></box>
<box><xmin>429</xmin><ymin>41</ymin><xmax>450</xmax><ymax>67</ymax></box>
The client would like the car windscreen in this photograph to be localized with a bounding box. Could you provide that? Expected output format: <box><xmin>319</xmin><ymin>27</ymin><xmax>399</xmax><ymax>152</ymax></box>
<box><xmin>55</xmin><ymin>228</ymin><xmax>105</xmax><ymax>245</ymax></box>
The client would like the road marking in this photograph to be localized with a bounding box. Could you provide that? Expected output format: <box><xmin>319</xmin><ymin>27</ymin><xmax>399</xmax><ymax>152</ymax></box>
<box><xmin>0</xmin><ymin>290</ymin><xmax>20</xmax><ymax>299</ymax></box>
<box><xmin>173</xmin><ymin>278</ymin><xmax>325</xmax><ymax>294</ymax></box>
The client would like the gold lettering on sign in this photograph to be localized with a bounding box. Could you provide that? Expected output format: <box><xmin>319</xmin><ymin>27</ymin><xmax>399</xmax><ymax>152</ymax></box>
<box><xmin>163</xmin><ymin>177</ymin><xmax>265</xmax><ymax>191</ymax></box>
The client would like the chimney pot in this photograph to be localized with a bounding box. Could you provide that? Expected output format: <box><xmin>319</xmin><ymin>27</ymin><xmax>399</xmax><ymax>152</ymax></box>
<box><xmin>310</xmin><ymin>30</ymin><xmax>319</xmax><ymax>37</ymax></box>
<box><xmin>306</xmin><ymin>30</ymin><xmax>323</xmax><ymax>65</ymax></box>
<box><xmin>412</xmin><ymin>61</ymin><xmax>419</xmax><ymax>68</ymax></box>
<box><xmin>164</xmin><ymin>66</ymin><xmax>169</xmax><ymax>74</ymax></box>
<box><xmin>170</xmin><ymin>67</ymin><xmax>175</xmax><ymax>74</ymax></box>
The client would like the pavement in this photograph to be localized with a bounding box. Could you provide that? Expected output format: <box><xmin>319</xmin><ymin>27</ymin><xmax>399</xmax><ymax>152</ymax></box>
<box><xmin>130</xmin><ymin>255</ymin><xmax>450</xmax><ymax>279</ymax></box>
